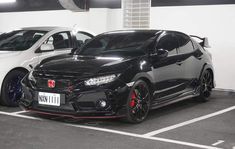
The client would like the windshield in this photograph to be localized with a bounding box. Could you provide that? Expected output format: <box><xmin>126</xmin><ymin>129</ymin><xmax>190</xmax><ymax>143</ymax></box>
<box><xmin>78</xmin><ymin>32</ymin><xmax>156</xmax><ymax>57</ymax></box>
<box><xmin>0</xmin><ymin>30</ymin><xmax>47</xmax><ymax>51</ymax></box>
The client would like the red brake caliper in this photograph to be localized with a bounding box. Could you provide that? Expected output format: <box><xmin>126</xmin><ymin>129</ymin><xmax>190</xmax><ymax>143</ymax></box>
<box><xmin>129</xmin><ymin>91</ymin><xmax>136</xmax><ymax>108</ymax></box>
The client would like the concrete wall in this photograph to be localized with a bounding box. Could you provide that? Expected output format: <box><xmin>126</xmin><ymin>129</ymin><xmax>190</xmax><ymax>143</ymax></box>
<box><xmin>150</xmin><ymin>5</ymin><xmax>235</xmax><ymax>90</ymax></box>
<box><xmin>0</xmin><ymin>9</ymin><xmax>110</xmax><ymax>34</ymax></box>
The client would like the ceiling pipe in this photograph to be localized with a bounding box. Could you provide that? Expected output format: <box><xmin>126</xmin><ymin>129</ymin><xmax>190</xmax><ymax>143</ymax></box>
<box><xmin>58</xmin><ymin>0</ymin><xmax>88</xmax><ymax>12</ymax></box>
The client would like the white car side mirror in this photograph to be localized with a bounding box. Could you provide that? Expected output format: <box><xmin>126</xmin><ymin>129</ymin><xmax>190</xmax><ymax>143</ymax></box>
<box><xmin>40</xmin><ymin>43</ymin><xmax>54</xmax><ymax>51</ymax></box>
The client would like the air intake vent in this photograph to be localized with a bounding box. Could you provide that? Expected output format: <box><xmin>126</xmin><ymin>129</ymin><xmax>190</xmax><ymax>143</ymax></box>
<box><xmin>123</xmin><ymin>0</ymin><xmax>150</xmax><ymax>28</ymax></box>
<box><xmin>58</xmin><ymin>0</ymin><xmax>88</xmax><ymax>12</ymax></box>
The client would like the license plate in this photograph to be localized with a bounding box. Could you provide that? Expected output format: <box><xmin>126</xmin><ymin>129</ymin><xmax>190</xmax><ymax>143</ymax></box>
<box><xmin>38</xmin><ymin>92</ymin><xmax>60</xmax><ymax>106</ymax></box>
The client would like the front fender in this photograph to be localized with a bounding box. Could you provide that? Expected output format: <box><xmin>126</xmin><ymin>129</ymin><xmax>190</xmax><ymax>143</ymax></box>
<box><xmin>0</xmin><ymin>70</ymin><xmax>9</xmax><ymax>95</ymax></box>
<box><xmin>131</xmin><ymin>72</ymin><xmax>155</xmax><ymax>84</ymax></box>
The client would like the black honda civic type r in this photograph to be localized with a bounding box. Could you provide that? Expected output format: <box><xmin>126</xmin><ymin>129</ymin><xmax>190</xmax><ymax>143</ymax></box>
<box><xmin>20</xmin><ymin>30</ymin><xmax>215</xmax><ymax>123</ymax></box>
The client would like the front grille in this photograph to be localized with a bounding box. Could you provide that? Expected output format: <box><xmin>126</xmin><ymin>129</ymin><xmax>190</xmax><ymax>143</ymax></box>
<box><xmin>36</xmin><ymin>78</ymin><xmax>71</xmax><ymax>90</ymax></box>
<box><xmin>33</xmin><ymin>71</ymin><xmax>79</xmax><ymax>79</ymax></box>
<box><xmin>33</xmin><ymin>71</ymin><xmax>83</xmax><ymax>91</ymax></box>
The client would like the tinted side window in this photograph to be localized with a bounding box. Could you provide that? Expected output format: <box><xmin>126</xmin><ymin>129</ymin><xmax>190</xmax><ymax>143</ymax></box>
<box><xmin>177</xmin><ymin>34</ymin><xmax>194</xmax><ymax>54</ymax></box>
<box><xmin>75</xmin><ymin>32</ymin><xmax>93</xmax><ymax>48</ymax></box>
<box><xmin>156</xmin><ymin>34</ymin><xmax>178</xmax><ymax>56</ymax></box>
<box><xmin>44</xmin><ymin>32</ymin><xmax>72</xmax><ymax>50</ymax></box>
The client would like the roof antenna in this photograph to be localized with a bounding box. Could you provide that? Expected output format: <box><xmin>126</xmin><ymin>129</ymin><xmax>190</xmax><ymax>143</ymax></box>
<box><xmin>73</xmin><ymin>24</ymin><xmax>78</xmax><ymax>28</ymax></box>
<box><xmin>72</xmin><ymin>24</ymin><xmax>79</xmax><ymax>33</ymax></box>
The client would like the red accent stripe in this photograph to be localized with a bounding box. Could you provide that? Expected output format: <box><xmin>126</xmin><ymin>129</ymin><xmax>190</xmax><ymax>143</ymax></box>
<box><xmin>27</xmin><ymin>109</ymin><xmax>125</xmax><ymax>119</ymax></box>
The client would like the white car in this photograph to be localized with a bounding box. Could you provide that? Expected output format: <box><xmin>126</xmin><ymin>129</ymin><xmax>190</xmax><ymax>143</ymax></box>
<box><xmin>0</xmin><ymin>27</ymin><xmax>94</xmax><ymax>106</ymax></box>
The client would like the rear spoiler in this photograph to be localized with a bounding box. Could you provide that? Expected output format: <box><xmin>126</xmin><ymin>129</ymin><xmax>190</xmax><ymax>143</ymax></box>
<box><xmin>190</xmin><ymin>35</ymin><xmax>211</xmax><ymax>48</ymax></box>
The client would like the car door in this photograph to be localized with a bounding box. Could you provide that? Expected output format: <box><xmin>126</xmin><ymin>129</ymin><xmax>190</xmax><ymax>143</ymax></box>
<box><xmin>151</xmin><ymin>32</ymin><xmax>185</xmax><ymax>102</ymax></box>
<box><xmin>176</xmin><ymin>33</ymin><xmax>203</xmax><ymax>91</ymax></box>
<box><xmin>37</xmin><ymin>31</ymin><xmax>73</xmax><ymax>62</ymax></box>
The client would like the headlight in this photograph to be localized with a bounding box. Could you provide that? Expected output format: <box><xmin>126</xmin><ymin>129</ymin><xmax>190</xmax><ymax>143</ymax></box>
<box><xmin>84</xmin><ymin>74</ymin><xmax>119</xmax><ymax>86</ymax></box>
<box><xmin>28</xmin><ymin>70</ymin><xmax>36</xmax><ymax>82</ymax></box>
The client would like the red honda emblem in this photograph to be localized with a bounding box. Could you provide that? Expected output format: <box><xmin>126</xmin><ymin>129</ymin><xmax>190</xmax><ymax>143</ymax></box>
<box><xmin>48</xmin><ymin>80</ymin><xmax>55</xmax><ymax>88</ymax></box>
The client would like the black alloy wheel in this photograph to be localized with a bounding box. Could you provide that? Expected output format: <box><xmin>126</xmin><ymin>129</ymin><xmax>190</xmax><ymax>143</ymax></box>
<box><xmin>197</xmin><ymin>70</ymin><xmax>213</xmax><ymax>102</ymax></box>
<box><xmin>0</xmin><ymin>70</ymin><xmax>27</xmax><ymax>107</ymax></box>
<box><xmin>124</xmin><ymin>80</ymin><xmax>151</xmax><ymax>123</ymax></box>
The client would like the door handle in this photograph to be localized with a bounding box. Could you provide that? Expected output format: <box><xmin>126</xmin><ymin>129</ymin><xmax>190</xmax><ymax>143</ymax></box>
<box><xmin>176</xmin><ymin>61</ymin><xmax>182</xmax><ymax>65</ymax></box>
<box><xmin>197</xmin><ymin>56</ymin><xmax>202</xmax><ymax>60</ymax></box>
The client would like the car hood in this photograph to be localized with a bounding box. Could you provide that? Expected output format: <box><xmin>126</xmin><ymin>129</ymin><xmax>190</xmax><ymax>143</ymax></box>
<box><xmin>36</xmin><ymin>54</ymin><xmax>137</xmax><ymax>76</ymax></box>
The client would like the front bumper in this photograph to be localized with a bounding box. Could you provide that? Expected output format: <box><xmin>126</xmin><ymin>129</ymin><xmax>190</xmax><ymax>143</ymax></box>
<box><xmin>20</xmin><ymin>77</ymin><xmax>131</xmax><ymax>118</ymax></box>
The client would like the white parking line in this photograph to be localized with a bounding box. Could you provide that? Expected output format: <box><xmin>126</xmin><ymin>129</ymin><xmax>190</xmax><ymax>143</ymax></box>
<box><xmin>212</xmin><ymin>140</ymin><xmax>224</xmax><ymax>146</ymax></box>
<box><xmin>0</xmin><ymin>111</ymin><xmax>42</xmax><ymax>120</ymax></box>
<box><xmin>143</xmin><ymin>106</ymin><xmax>235</xmax><ymax>137</ymax></box>
<box><xmin>11</xmin><ymin>110</ymin><xmax>27</xmax><ymax>114</ymax></box>
<box><xmin>66</xmin><ymin>124</ymin><xmax>222</xmax><ymax>149</ymax></box>
<box><xmin>0</xmin><ymin>111</ymin><xmax>221</xmax><ymax>149</ymax></box>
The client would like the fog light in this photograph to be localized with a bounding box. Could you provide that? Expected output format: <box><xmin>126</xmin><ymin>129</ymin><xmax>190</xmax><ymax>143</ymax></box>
<box><xmin>98</xmin><ymin>100</ymin><xmax>107</xmax><ymax>108</ymax></box>
<box><xmin>100</xmin><ymin>100</ymin><xmax>107</xmax><ymax>108</ymax></box>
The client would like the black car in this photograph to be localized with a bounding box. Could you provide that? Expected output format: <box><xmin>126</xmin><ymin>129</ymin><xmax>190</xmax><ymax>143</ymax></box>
<box><xmin>20</xmin><ymin>30</ymin><xmax>215</xmax><ymax>123</ymax></box>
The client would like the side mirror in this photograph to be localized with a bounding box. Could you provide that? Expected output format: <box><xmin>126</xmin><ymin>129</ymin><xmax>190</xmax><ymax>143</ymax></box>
<box><xmin>40</xmin><ymin>43</ymin><xmax>54</xmax><ymax>51</ymax></box>
<box><xmin>71</xmin><ymin>48</ymin><xmax>79</xmax><ymax>54</ymax></box>
<box><xmin>157</xmin><ymin>48</ymin><xmax>168</xmax><ymax>58</ymax></box>
<box><xmin>150</xmin><ymin>48</ymin><xmax>168</xmax><ymax>58</ymax></box>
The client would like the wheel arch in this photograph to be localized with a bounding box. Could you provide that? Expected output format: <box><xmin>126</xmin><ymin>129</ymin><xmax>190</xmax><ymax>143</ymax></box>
<box><xmin>137</xmin><ymin>77</ymin><xmax>155</xmax><ymax>99</ymax></box>
<box><xmin>131</xmin><ymin>72</ymin><xmax>155</xmax><ymax>93</ymax></box>
<box><xmin>7</xmin><ymin>67</ymin><xmax>29</xmax><ymax>75</ymax></box>
<box><xmin>199</xmin><ymin>63</ymin><xmax>215</xmax><ymax>88</ymax></box>
<box><xmin>1</xmin><ymin>67</ymin><xmax>29</xmax><ymax>91</ymax></box>
<box><xmin>206</xmin><ymin>68</ymin><xmax>214</xmax><ymax>88</ymax></box>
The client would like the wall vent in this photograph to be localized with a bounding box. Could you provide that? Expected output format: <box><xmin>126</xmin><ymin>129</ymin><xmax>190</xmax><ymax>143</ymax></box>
<box><xmin>123</xmin><ymin>0</ymin><xmax>150</xmax><ymax>28</ymax></box>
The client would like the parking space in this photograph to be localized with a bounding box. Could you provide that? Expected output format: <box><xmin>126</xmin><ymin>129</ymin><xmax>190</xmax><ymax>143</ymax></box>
<box><xmin>0</xmin><ymin>90</ymin><xmax>234</xmax><ymax>149</ymax></box>
<box><xmin>156</xmin><ymin>110</ymin><xmax>235</xmax><ymax>149</ymax></box>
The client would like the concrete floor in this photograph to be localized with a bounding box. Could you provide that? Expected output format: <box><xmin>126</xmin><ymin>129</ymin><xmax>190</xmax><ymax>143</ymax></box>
<box><xmin>0</xmin><ymin>90</ymin><xmax>234</xmax><ymax>149</ymax></box>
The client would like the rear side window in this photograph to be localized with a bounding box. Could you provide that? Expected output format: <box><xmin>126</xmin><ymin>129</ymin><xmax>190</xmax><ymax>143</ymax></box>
<box><xmin>44</xmin><ymin>32</ymin><xmax>72</xmax><ymax>49</ymax></box>
<box><xmin>156</xmin><ymin>33</ymin><xmax>178</xmax><ymax>56</ymax></box>
<box><xmin>176</xmin><ymin>33</ymin><xmax>194</xmax><ymax>54</ymax></box>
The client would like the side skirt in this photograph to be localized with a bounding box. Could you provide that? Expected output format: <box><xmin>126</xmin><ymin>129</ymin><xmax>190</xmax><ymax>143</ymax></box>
<box><xmin>150</xmin><ymin>91</ymin><xmax>200</xmax><ymax>110</ymax></box>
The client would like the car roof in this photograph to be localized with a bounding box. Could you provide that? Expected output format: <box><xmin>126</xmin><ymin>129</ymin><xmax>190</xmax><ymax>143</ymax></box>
<box><xmin>21</xmin><ymin>26</ymin><xmax>73</xmax><ymax>31</ymax></box>
<box><xmin>102</xmin><ymin>29</ymin><xmax>191</xmax><ymax>37</ymax></box>
<box><xmin>103</xmin><ymin>29</ymin><xmax>161</xmax><ymax>35</ymax></box>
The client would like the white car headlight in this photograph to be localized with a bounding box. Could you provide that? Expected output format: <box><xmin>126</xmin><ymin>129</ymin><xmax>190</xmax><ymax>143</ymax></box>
<box><xmin>84</xmin><ymin>74</ymin><xmax>119</xmax><ymax>86</ymax></box>
<box><xmin>28</xmin><ymin>70</ymin><xmax>36</xmax><ymax>82</ymax></box>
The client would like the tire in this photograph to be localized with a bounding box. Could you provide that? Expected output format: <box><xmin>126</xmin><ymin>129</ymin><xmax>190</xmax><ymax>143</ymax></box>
<box><xmin>123</xmin><ymin>80</ymin><xmax>151</xmax><ymax>123</ymax></box>
<box><xmin>0</xmin><ymin>70</ymin><xmax>27</xmax><ymax>107</ymax></box>
<box><xmin>196</xmin><ymin>70</ymin><xmax>213</xmax><ymax>102</ymax></box>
